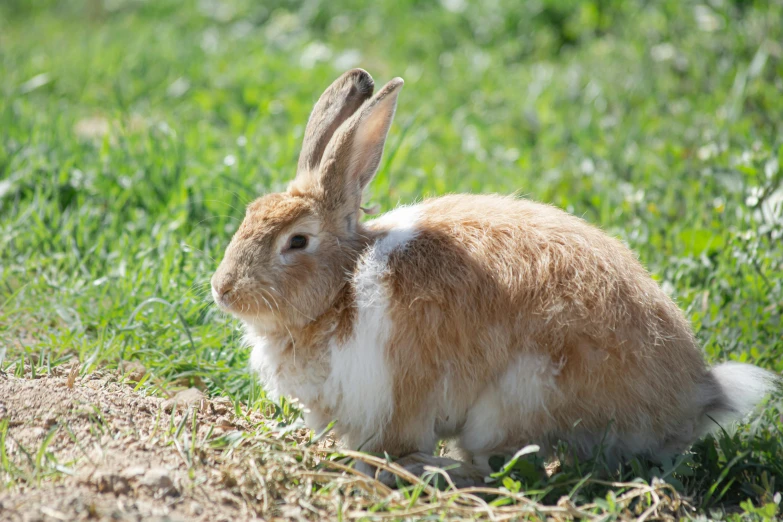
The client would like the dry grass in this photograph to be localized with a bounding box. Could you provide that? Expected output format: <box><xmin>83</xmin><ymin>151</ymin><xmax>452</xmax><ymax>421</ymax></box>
<box><xmin>0</xmin><ymin>368</ymin><xmax>687</xmax><ymax>521</ymax></box>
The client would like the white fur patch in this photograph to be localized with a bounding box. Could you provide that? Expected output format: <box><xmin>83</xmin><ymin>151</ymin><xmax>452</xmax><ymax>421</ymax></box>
<box><xmin>455</xmin><ymin>354</ymin><xmax>659</xmax><ymax>461</ymax></box>
<box><xmin>247</xmin><ymin>329</ymin><xmax>284</xmax><ymax>400</ymax></box>
<box><xmin>321</xmin><ymin>204</ymin><xmax>423</xmax><ymax>448</ymax></box>
<box><xmin>459</xmin><ymin>353</ymin><xmax>559</xmax><ymax>453</ymax></box>
<box><xmin>366</xmin><ymin>204</ymin><xmax>423</xmax><ymax>254</ymax></box>
<box><xmin>246</xmin><ymin>326</ymin><xmax>329</xmax><ymax>408</ymax></box>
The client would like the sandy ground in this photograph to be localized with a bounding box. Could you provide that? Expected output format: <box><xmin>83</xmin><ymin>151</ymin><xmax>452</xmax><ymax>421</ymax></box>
<box><xmin>0</xmin><ymin>367</ymin><xmax>342</xmax><ymax>522</ymax></box>
<box><xmin>0</xmin><ymin>367</ymin><xmax>686</xmax><ymax>521</ymax></box>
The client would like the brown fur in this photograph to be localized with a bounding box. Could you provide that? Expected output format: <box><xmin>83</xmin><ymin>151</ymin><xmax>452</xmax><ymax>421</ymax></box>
<box><xmin>376</xmin><ymin>195</ymin><xmax>708</xmax><ymax>458</ymax></box>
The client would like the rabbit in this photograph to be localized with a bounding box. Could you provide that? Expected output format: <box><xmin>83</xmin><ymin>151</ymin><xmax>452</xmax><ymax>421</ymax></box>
<box><xmin>211</xmin><ymin>68</ymin><xmax>779</xmax><ymax>485</ymax></box>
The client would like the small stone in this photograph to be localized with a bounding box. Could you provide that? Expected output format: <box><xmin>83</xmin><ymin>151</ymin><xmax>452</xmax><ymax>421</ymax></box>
<box><xmin>93</xmin><ymin>472</ymin><xmax>114</xmax><ymax>493</ymax></box>
<box><xmin>113</xmin><ymin>477</ymin><xmax>131</xmax><ymax>495</ymax></box>
<box><xmin>89</xmin><ymin>470</ymin><xmax>130</xmax><ymax>495</ymax></box>
<box><xmin>213</xmin><ymin>417</ymin><xmax>235</xmax><ymax>433</ymax></box>
<box><xmin>189</xmin><ymin>502</ymin><xmax>204</xmax><ymax>516</ymax></box>
<box><xmin>219</xmin><ymin>470</ymin><xmax>237</xmax><ymax>488</ymax></box>
<box><xmin>219</xmin><ymin>492</ymin><xmax>239</xmax><ymax>507</ymax></box>
<box><xmin>210</xmin><ymin>397</ymin><xmax>231</xmax><ymax>415</ymax></box>
<box><xmin>120</xmin><ymin>465</ymin><xmax>146</xmax><ymax>479</ymax></box>
<box><xmin>162</xmin><ymin>388</ymin><xmax>205</xmax><ymax>413</ymax></box>
<box><xmin>119</xmin><ymin>361</ymin><xmax>147</xmax><ymax>383</ymax></box>
<box><xmin>141</xmin><ymin>467</ymin><xmax>177</xmax><ymax>496</ymax></box>
<box><xmin>39</xmin><ymin>507</ymin><xmax>69</xmax><ymax>520</ymax></box>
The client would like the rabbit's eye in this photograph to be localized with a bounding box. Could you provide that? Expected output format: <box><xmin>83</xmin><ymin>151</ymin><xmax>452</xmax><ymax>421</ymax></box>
<box><xmin>288</xmin><ymin>235</ymin><xmax>308</xmax><ymax>250</ymax></box>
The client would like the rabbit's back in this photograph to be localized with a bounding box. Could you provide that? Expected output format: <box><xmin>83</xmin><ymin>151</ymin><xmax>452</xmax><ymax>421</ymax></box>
<box><xmin>366</xmin><ymin>193</ymin><xmax>711</xmax><ymax>459</ymax></box>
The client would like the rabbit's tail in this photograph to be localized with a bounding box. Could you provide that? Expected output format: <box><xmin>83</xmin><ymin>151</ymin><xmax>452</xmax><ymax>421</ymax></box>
<box><xmin>698</xmin><ymin>362</ymin><xmax>779</xmax><ymax>436</ymax></box>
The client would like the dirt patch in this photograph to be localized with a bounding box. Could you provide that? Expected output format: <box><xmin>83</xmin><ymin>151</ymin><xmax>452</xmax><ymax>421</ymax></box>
<box><xmin>0</xmin><ymin>370</ymin><xmax>684</xmax><ymax>521</ymax></box>
<box><xmin>0</xmin><ymin>369</ymin><xmax>347</xmax><ymax>521</ymax></box>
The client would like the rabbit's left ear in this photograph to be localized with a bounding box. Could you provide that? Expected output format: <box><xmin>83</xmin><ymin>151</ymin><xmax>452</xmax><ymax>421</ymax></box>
<box><xmin>297</xmin><ymin>69</ymin><xmax>375</xmax><ymax>177</ymax></box>
<box><xmin>315</xmin><ymin>77</ymin><xmax>404</xmax><ymax>212</ymax></box>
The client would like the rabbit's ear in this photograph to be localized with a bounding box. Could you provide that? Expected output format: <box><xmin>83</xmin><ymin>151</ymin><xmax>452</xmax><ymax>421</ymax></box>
<box><xmin>316</xmin><ymin>77</ymin><xmax>404</xmax><ymax>211</ymax></box>
<box><xmin>297</xmin><ymin>69</ymin><xmax>375</xmax><ymax>175</ymax></box>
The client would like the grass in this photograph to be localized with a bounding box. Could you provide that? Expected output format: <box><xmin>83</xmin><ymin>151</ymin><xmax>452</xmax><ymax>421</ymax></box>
<box><xmin>1</xmin><ymin>0</ymin><xmax>782</xmax><ymax>518</ymax></box>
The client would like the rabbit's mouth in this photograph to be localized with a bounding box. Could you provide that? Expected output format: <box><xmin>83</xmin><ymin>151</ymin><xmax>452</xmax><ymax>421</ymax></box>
<box><xmin>212</xmin><ymin>280</ymin><xmax>281</xmax><ymax>320</ymax></box>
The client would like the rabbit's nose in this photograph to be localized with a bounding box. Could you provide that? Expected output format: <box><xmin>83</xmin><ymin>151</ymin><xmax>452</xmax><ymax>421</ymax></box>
<box><xmin>211</xmin><ymin>275</ymin><xmax>236</xmax><ymax>306</ymax></box>
<box><xmin>219</xmin><ymin>284</ymin><xmax>234</xmax><ymax>301</ymax></box>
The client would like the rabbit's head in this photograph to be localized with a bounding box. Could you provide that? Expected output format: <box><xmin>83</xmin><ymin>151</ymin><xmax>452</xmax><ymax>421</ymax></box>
<box><xmin>211</xmin><ymin>69</ymin><xmax>403</xmax><ymax>327</ymax></box>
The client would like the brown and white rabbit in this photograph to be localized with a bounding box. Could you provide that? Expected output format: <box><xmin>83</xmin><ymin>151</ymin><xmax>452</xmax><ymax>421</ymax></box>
<box><xmin>211</xmin><ymin>69</ymin><xmax>778</xmax><ymax>484</ymax></box>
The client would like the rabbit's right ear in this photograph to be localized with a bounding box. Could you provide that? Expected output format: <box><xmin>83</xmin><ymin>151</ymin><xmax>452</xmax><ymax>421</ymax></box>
<box><xmin>296</xmin><ymin>69</ymin><xmax>375</xmax><ymax>176</ymax></box>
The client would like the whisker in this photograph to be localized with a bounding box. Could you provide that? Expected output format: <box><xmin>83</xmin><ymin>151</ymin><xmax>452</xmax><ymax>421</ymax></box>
<box><xmin>250</xmin><ymin>291</ymin><xmax>296</xmax><ymax>362</ymax></box>
<box><xmin>228</xmin><ymin>292</ymin><xmax>242</xmax><ymax>311</ymax></box>
<box><xmin>268</xmin><ymin>286</ymin><xmax>316</xmax><ymax>322</ymax></box>
<box><xmin>195</xmin><ymin>301</ymin><xmax>215</xmax><ymax>324</ymax></box>
<box><xmin>182</xmin><ymin>286</ymin><xmax>214</xmax><ymax>302</ymax></box>
<box><xmin>182</xmin><ymin>243</ymin><xmax>218</xmax><ymax>262</ymax></box>
<box><xmin>194</xmin><ymin>186</ymin><xmax>254</xmax><ymax>208</ymax></box>
<box><xmin>183</xmin><ymin>283</ymin><xmax>212</xmax><ymax>295</ymax></box>
<box><xmin>202</xmin><ymin>199</ymin><xmax>248</xmax><ymax>216</ymax></box>
<box><xmin>252</xmin><ymin>294</ymin><xmax>263</xmax><ymax>315</ymax></box>
<box><xmin>181</xmin><ymin>279</ymin><xmax>212</xmax><ymax>295</ymax></box>
<box><xmin>195</xmin><ymin>215</ymin><xmax>242</xmax><ymax>228</ymax></box>
<box><xmin>258</xmin><ymin>293</ymin><xmax>273</xmax><ymax>312</ymax></box>
<box><xmin>262</xmin><ymin>290</ymin><xmax>282</xmax><ymax>313</ymax></box>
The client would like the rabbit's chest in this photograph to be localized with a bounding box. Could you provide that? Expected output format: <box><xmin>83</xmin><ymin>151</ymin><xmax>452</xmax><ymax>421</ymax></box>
<box><xmin>245</xmin><ymin>292</ymin><xmax>396</xmax><ymax>441</ymax></box>
<box><xmin>247</xmin><ymin>332</ymin><xmax>328</xmax><ymax>407</ymax></box>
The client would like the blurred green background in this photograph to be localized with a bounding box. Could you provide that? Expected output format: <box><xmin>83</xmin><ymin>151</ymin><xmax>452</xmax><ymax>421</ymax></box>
<box><xmin>2</xmin><ymin>0</ymin><xmax>783</xmax><ymax>513</ymax></box>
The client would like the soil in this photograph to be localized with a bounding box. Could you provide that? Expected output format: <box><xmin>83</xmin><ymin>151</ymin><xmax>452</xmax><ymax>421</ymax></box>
<box><xmin>0</xmin><ymin>368</ymin><xmax>683</xmax><ymax>521</ymax></box>
<box><xmin>0</xmin><ymin>367</ymin><xmax>343</xmax><ymax>522</ymax></box>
